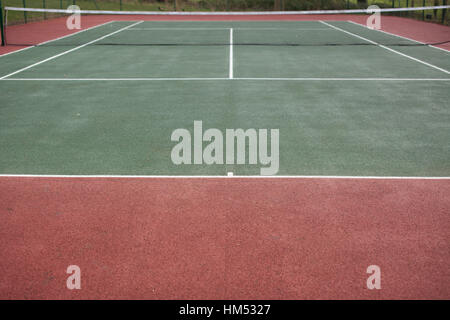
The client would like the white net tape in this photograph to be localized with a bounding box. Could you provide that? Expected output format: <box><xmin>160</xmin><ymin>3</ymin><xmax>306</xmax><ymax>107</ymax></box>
<box><xmin>4</xmin><ymin>5</ymin><xmax>450</xmax><ymax>16</ymax></box>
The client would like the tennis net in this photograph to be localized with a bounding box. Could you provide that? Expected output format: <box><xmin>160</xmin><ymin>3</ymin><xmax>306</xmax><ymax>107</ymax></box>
<box><xmin>1</xmin><ymin>6</ymin><xmax>449</xmax><ymax>47</ymax></box>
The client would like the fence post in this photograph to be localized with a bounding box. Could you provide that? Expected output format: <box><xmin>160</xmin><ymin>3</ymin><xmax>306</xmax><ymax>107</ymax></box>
<box><xmin>22</xmin><ymin>0</ymin><xmax>27</xmax><ymax>24</ymax></box>
<box><xmin>120</xmin><ymin>0</ymin><xmax>122</xmax><ymax>11</ymax></box>
<box><xmin>174</xmin><ymin>0</ymin><xmax>177</xmax><ymax>11</ymax></box>
<box><xmin>423</xmin><ymin>0</ymin><xmax>425</xmax><ymax>20</ymax></box>
<box><xmin>443</xmin><ymin>0</ymin><xmax>447</xmax><ymax>23</ymax></box>
<box><xmin>43</xmin><ymin>0</ymin><xmax>46</xmax><ymax>19</ymax></box>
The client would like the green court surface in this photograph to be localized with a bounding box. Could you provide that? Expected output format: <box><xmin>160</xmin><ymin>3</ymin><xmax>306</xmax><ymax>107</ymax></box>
<box><xmin>0</xmin><ymin>20</ymin><xmax>449</xmax><ymax>176</ymax></box>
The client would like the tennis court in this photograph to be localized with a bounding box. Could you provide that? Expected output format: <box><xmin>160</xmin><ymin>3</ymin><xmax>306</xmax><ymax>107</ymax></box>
<box><xmin>0</xmin><ymin>7</ymin><xmax>449</xmax><ymax>299</ymax></box>
<box><xmin>1</xmin><ymin>18</ymin><xmax>449</xmax><ymax>176</ymax></box>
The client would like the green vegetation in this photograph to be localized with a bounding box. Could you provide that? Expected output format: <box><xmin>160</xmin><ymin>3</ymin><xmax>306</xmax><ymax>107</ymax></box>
<box><xmin>1</xmin><ymin>0</ymin><xmax>448</xmax><ymax>24</ymax></box>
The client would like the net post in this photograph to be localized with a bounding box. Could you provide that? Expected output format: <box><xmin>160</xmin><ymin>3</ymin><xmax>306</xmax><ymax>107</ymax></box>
<box><xmin>22</xmin><ymin>0</ymin><xmax>27</xmax><ymax>24</ymax></box>
<box><xmin>0</xmin><ymin>0</ymin><xmax>4</xmax><ymax>46</ymax></box>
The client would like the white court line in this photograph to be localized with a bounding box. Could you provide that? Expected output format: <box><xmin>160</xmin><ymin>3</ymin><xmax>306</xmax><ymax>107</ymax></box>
<box><xmin>0</xmin><ymin>46</ymin><xmax>37</xmax><ymax>57</ymax></box>
<box><xmin>127</xmin><ymin>27</ymin><xmax>332</xmax><ymax>31</ymax></box>
<box><xmin>235</xmin><ymin>27</ymin><xmax>331</xmax><ymax>31</ymax></box>
<box><xmin>0</xmin><ymin>77</ymin><xmax>229</xmax><ymax>81</ymax></box>
<box><xmin>0</xmin><ymin>174</ymin><xmax>449</xmax><ymax>179</ymax></box>
<box><xmin>0</xmin><ymin>21</ymin><xmax>115</xmax><ymax>58</ymax></box>
<box><xmin>320</xmin><ymin>21</ymin><xmax>450</xmax><ymax>75</ymax></box>
<box><xmin>235</xmin><ymin>77</ymin><xmax>450</xmax><ymax>81</ymax></box>
<box><xmin>229</xmin><ymin>28</ymin><xmax>233</xmax><ymax>79</ymax></box>
<box><xmin>1</xmin><ymin>78</ymin><xmax>449</xmax><ymax>81</ymax></box>
<box><xmin>0</xmin><ymin>21</ymin><xmax>144</xmax><ymax>79</ymax></box>
<box><xmin>346</xmin><ymin>20</ymin><xmax>450</xmax><ymax>54</ymax></box>
<box><xmin>127</xmin><ymin>27</ymin><xmax>231</xmax><ymax>30</ymax></box>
